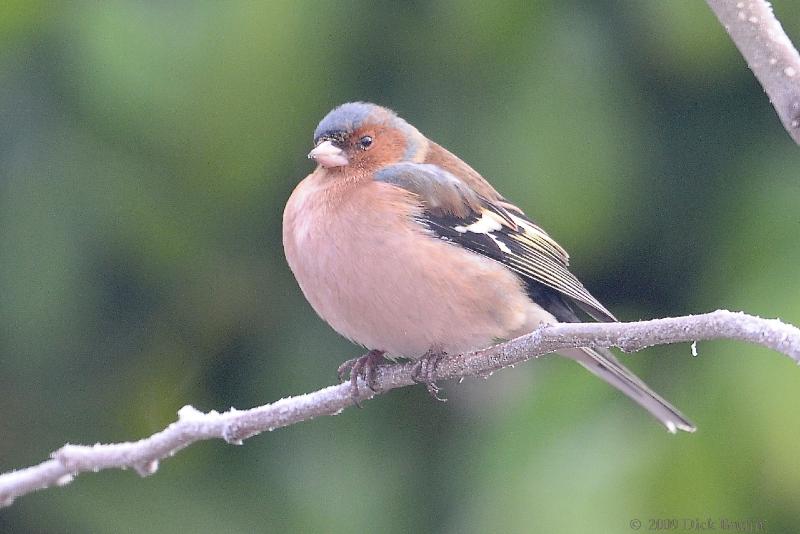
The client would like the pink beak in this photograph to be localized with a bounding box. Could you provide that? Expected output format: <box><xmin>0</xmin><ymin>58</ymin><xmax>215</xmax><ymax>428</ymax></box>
<box><xmin>308</xmin><ymin>140</ymin><xmax>349</xmax><ymax>168</ymax></box>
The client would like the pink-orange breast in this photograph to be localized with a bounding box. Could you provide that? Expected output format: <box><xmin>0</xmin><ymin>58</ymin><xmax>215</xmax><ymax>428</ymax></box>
<box><xmin>283</xmin><ymin>172</ymin><xmax>550</xmax><ymax>358</ymax></box>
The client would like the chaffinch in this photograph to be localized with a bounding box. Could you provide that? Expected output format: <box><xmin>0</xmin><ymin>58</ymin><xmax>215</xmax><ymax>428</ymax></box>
<box><xmin>283</xmin><ymin>102</ymin><xmax>695</xmax><ymax>433</ymax></box>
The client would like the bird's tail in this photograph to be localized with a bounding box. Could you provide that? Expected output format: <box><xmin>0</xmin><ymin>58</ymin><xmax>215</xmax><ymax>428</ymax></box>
<box><xmin>562</xmin><ymin>347</ymin><xmax>696</xmax><ymax>433</ymax></box>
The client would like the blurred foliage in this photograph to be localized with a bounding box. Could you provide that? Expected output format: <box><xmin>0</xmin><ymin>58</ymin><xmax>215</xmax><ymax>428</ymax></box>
<box><xmin>1</xmin><ymin>1</ymin><xmax>799</xmax><ymax>532</ymax></box>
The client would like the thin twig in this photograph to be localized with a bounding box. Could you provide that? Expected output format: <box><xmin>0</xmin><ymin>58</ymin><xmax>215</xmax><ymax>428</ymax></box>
<box><xmin>707</xmin><ymin>0</ymin><xmax>800</xmax><ymax>144</ymax></box>
<box><xmin>0</xmin><ymin>310</ymin><xmax>798</xmax><ymax>508</ymax></box>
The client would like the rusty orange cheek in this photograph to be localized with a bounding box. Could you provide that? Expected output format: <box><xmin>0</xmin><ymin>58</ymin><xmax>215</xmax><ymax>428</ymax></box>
<box><xmin>355</xmin><ymin>127</ymin><xmax>407</xmax><ymax>168</ymax></box>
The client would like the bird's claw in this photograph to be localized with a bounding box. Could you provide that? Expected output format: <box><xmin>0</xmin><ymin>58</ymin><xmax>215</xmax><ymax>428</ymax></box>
<box><xmin>337</xmin><ymin>349</ymin><xmax>386</xmax><ymax>406</ymax></box>
<box><xmin>412</xmin><ymin>350</ymin><xmax>447</xmax><ymax>402</ymax></box>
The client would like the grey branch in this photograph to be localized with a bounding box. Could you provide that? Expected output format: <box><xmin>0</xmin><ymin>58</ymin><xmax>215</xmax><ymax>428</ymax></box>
<box><xmin>707</xmin><ymin>0</ymin><xmax>800</xmax><ymax>144</ymax></box>
<box><xmin>1</xmin><ymin>310</ymin><xmax>799</xmax><ymax>508</ymax></box>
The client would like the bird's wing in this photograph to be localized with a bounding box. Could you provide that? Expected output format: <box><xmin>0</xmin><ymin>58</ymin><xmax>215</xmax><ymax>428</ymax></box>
<box><xmin>374</xmin><ymin>162</ymin><xmax>616</xmax><ymax>322</ymax></box>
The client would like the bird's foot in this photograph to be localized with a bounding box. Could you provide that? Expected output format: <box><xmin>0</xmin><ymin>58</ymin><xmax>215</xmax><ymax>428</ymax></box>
<box><xmin>411</xmin><ymin>350</ymin><xmax>447</xmax><ymax>402</ymax></box>
<box><xmin>337</xmin><ymin>349</ymin><xmax>386</xmax><ymax>405</ymax></box>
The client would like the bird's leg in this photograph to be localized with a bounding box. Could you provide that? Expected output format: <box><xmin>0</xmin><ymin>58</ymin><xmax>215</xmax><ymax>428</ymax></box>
<box><xmin>337</xmin><ymin>349</ymin><xmax>386</xmax><ymax>404</ymax></box>
<box><xmin>411</xmin><ymin>349</ymin><xmax>447</xmax><ymax>402</ymax></box>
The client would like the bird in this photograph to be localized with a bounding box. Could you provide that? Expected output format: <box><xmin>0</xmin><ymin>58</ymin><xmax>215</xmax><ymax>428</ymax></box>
<box><xmin>282</xmin><ymin>102</ymin><xmax>695</xmax><ymax>433</ymax></box>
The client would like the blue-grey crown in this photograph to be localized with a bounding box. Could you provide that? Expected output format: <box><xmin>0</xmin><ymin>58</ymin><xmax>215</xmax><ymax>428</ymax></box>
<box><xmin>313</xmin><ymin>102</ymin><xmax>395</xmax><ymax>142</ymax></box>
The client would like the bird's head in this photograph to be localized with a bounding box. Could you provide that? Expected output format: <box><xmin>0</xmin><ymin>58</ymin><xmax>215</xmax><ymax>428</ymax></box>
<box><xmin>308</xmin><ymin>102</ymin><xmax>427</xmax><ymax>171</ymax></box>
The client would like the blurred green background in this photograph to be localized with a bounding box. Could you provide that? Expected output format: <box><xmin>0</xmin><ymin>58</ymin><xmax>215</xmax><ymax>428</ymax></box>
<box><xmin>2</xmin><ymin>1</ymin><xmax>799</xmax><ymax>532</ymax></box>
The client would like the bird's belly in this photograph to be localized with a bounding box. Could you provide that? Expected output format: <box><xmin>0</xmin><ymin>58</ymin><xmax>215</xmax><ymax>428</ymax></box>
<box><xmin>289</xmin><ymin>220</ymin><xmax>539</xmax><ymax>358</ymax></box>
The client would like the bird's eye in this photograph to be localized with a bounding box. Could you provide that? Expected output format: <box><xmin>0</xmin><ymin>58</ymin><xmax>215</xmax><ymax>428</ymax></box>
<box><xmin>358</xmin><ymin>136</ymin><xmax>373</xmax><ymax>150</ymax></box>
